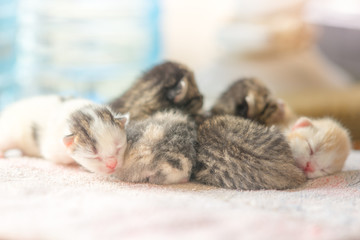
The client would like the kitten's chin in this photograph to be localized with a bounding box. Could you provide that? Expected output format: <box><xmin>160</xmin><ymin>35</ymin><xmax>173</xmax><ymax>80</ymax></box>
<box><xmin>105</xmin><ymin>168</ymin><xmax>116</xmax><ymax>174</ymax></box>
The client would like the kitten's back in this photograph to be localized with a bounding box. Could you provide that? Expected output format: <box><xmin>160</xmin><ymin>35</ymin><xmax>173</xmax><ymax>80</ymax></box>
<box><xmin>0</xmin><ymin>95</ymin><xmax>65</xmax><ymax>157</ymax></box>
<box><xmin>113</xmin><ymin>110</ymin><xmax>197</xmax><ymax>184</ymax></box>
<box><xmin>40</xmin><ymin>97</ymin><xmax>94</xmax><ymax>164</ymax></box>
<box><xmin>193</xmin><ymin>115</ymin><xmax>306</xmax><ymax>190</ymax></box>
<box><xmin>109</xmin><ymin>61</ymin><xmax>203</xmax><ymax>120</ymax></box>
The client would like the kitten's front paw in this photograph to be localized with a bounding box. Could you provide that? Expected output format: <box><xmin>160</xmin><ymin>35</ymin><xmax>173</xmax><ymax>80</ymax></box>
<box><xmin>145</xmin><ymin>171</ymin><xmax>190</xmax><ymax>185</ymax></box>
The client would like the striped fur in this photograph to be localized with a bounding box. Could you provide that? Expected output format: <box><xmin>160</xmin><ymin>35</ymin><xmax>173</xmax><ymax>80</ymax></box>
<box><xmin>210</xmin><ymin>78</ymin><xmax>289</xmax><ymax>127</ymax></box>
<box><xmin>193</xmin><ymin>115</ymin><xmax>306</xmax><ymax>190</ymax></box>
<box><xmin>109</xmin><ymin>61</ymin><xmax>203</xmax><ymax>120</ymax></box>
<box><xmin>64</xmin><ymin>104</ymin><xmax>128</xmax><ymax>174</ymax></box>
<box><xmin>112</xmin><ymin>110</ymin><xmax>197</xmax><ymax>185</ymax></box>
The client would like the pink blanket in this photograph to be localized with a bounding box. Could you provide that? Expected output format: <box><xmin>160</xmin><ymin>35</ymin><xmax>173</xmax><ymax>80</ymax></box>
<box><xmin>1</xmin><ymin>152</ymin><xmax>360</xmax><ymax>240</ymax></box>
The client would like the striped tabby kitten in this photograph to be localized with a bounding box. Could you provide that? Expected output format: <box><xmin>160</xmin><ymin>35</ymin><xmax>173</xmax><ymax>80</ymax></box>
<box><xmin>210</xmin><ymin>78</ymin><xmax>295</xmax><ymax>127</ymax></box>
<box><xmin>109</xmin><ymin>61</ymin><xmax>204</xmax><ymax>120</ymax></box>
<box><xmin>0</xmin><ymin>95</ymin><xmax>128</xmax><ymax>175</ymax></box>
<box><xmin>112</xmin><ymin>110</ymin><xmax>197</xmax><ymax>184</ymax></box>
<box><xmin>193</xmin><ymin>115</ymin><xmax>306</xmax><ymax>190</ymax></box>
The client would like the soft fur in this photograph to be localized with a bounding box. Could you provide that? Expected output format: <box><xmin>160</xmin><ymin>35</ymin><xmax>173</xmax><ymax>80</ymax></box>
<box><xmin>286</xmin><ymin>117</ymin><xmax>351</xmax><ymax>178</ymax></box>
<box><xmin>109</xmin><ymin>61</ymin><xmax>203</xmax><ymax>120</ymax></box>
<box><xmin>112</xmin><ymin>110</ymin><xmax>197</xmax><ymax>185</ymax></box>
<box><xmin>210</xmin><ymin>78</ymin><xmax>296</xmax><ymax>127</ymax></box>
<box><xmin>0</xmin><ymin>95</ymin><xmax>128</xmax><ymax>175</ymax></box>
<box><xmin>193</xmin><ymin>115</ymin><xmax>306</xmax><ymax>190</ymax></box>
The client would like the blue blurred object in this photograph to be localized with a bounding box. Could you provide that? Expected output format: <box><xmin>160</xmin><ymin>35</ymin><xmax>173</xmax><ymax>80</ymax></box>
<box><xmin>0</xmin><ymin>0</ymin><xmax>19</xmax><ymax>109</ymax></box>
<box><xmin>1</xmin><ymin>0</ymin><xmax>161</xmax><ymax>108</ymax></box>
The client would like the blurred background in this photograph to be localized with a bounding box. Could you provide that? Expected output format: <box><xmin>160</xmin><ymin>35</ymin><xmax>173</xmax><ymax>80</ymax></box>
<box><xmin>0</xmin><ymin>0</ymin><xmax>360</xmax><ymax>143</ymax></box>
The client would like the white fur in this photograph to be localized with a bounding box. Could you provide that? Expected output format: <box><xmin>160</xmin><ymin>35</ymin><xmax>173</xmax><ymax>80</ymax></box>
<box><xmin>287</xmin><ymin>117</ymin><xmax>351</xmax><ymax>178</ymax></box>
<box><xmin>0</xmin><ymin>95</ymin><xmax>62</xmax><ymax>157</ymax></box>
<box><xmin>70</xmin><ymin>110</ymin><xmax>128</xmax><ymax>174</ymax></box>
<box><xmin>0</xmin><ymin>95</ymin><xmax>129</xmax><ymax>175</ymax></box>
<box><xmin>40</xmin><ymin>98</ymin><xmax>93</xmax><ymax>164</ymax></box>
<box><xmin>245</xmin><ymin>92</ymin><xmax>256</xmax><ymax>117</ymax></box>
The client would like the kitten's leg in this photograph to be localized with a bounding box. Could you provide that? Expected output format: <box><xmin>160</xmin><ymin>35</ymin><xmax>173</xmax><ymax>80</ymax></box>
<box><xmin>0</xmin><ymin>139</ymin><xmax>17</xmax><ymax>158</ymax></box>
<box><xmin>146</xmin><ymin>159</ymin><xmax>192</xmax><ymax>185</ymax></box>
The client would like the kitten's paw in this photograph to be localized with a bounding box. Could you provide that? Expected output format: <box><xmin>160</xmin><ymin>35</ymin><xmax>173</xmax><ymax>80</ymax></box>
<box><xmin>146</xmin><ymin>171</ymin><xmax>190</xmax><ymax>185</ymax></box>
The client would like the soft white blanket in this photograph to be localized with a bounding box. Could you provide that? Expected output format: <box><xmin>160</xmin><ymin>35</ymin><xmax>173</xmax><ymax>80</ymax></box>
<box><xmin>0</xmin><ymin>151</ymin><xmax>359</xmax><ymax>240</ymax></box>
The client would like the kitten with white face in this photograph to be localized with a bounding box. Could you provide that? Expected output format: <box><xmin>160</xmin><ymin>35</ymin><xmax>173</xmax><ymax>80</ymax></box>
<box><xmin>286</xmin><ymin>117</ymin><xmax>351</xmax><ymax>178</ymax></box>
<box><xmin>0</xmin><ymin>95</ymin><xmax>128</xmax><ymax>175</ymax></box>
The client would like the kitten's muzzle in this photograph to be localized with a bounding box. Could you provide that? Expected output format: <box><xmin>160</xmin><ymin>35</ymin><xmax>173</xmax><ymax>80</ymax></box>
<box><xmin>105</xmin><ymin>157</ymin><xmax>118</xmax><ymax>170</ymax></box>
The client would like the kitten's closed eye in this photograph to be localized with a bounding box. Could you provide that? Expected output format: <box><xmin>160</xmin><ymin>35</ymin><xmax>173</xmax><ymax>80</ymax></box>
<box><xmin>115</xmin><ymin>146</ymin><xmax>122</xmax><ymax>155</ymax></box>
<box><xmin>306</xmin><ymin>140</ymin><xmax>314</xmax><ymax>156</ymax></box>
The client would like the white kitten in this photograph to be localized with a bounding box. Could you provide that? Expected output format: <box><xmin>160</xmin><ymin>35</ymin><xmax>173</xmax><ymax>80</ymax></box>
<box><xmin>286</xmin><ymin>117</ymin><xmax>351</xmax><ymax>178</ymax></box>
<box><xmin>0</xmin><ymin>95</ymin><xmax>128</xmax><ymax>174</ymax></box>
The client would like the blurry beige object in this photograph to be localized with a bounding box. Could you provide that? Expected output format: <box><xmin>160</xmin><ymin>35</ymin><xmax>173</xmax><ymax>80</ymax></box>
<box><xmin>219</xmin><ymin>0</ymin><xmax>314</xmax><ymax>56</ymax></box>
<box><xmin>160</xmin><ymin>0</ymin><xmax>354</xmax><ymax>109</ymax></box>
<box><xmin>215</xmin><ymin>0</ymin><xmax>353</xmax><ymax>91</ymax></box>
<box><xmin>306</xmin><ymin>0</ymin><xmax>360</xmax><ymax>80</ymax></box>
<box><xmin>196</xmin><ymin>0</ymin><xmax>354</xmax><ymax>108</ymax></box>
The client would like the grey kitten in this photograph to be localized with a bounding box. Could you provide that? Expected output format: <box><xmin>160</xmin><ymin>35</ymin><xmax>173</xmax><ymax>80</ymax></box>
<box><xmin>109</xmin><ymin>61</ymin><xmax>204</xmax><ymax>120</ymax></box>
<box><xmin>112</xmin><ymin>110</ymin><xmax>197</xmax><ymax>184</ymax></box>
<box><xmin>210</xmin><ymin>78</ymin><xmax>288</xmax><ymax>126</ymax></box>
<box><xmin>192</xmin><ymin>115</ymin><xmax>306</xmax><ymax>190</ymax></box>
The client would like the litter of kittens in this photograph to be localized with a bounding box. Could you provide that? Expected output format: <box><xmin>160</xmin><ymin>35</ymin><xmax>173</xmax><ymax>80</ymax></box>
<box><xmin>0</xmin><ymin>61</ymin><xmax>359</xmax><ymax>239</ymax></box>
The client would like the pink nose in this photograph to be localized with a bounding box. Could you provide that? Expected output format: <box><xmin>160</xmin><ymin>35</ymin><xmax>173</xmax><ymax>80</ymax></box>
<box><xmin>106</xmin><ymin>159</ymin><xmax>117</xmax><ymax>170</ymax></box>
<box><xmin>304</xmin><ymin>162</ymin><xmax>314</xmax><ymax>173</ymax></box>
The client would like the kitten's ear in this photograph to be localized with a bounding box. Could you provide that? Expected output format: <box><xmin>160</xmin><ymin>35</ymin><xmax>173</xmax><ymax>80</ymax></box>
<box><xmin>166</xmin><ymin>78</ymin><xmax>188</xmax><ymax>103</ymax></box>
<box><xmin>63</xmin><ymin>134</ymin><xmax>75</xmax><ymax>148</ymax></box>
<box><xmin>115</xmin><ymin>113</ymin><xmax>130</xmax><ymax>129</ymax></box>
<box><xmin>292</xmin><ymin>117</ymin><xmax>313</xmax><ymax>130</ymax></box>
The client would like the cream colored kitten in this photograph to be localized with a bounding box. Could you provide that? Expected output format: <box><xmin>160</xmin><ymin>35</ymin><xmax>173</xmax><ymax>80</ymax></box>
<box><xmin>286</xmin><ymin>117</ymin><xmax>351</xmax><ymax>178</ymax></box>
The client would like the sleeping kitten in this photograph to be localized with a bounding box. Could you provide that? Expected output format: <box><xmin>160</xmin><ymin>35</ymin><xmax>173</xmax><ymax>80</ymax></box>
<box><xmin>112</xmin><ymin>110</ymin><xmax>197</xmax><ymax>184</ymax></box>
<box><xmin>109</xmin><ymin>61</ymin><xmax>204</xmax><ymax>120</ymax></box>
<box><xmin>192</xmin><ymin>115</ymin><xmax>306</xmax><ymax>190</ymax></box>
<box><xmin>210</xmin><ymin>78</ymin><xmax>295</xmax><ymax>127</ymax></box>
<box><xmin>0</xmin><ymin>95</ymin><xmax>128</xmax><ymax>174</ymax></box>
<box><xmin>286</xmin><ymin>117</ymin><xmax>351</xmax><ymax>178</ymax></box>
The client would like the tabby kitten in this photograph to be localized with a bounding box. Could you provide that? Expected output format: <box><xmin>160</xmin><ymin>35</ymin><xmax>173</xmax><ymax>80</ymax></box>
<box><xmin>210</xmin><ymin>78</ymin><xmax>295</xmax><ymax>127</ymax></box>
<box><xmin>192</xmin><ymin>115</ymin><xmax>306</xmax><ymax>190</ymax></box>
<box><xmin>109</xmin><ymin>61</ymin><xmax>204</xmax><ymax>120</ymax></box>
<box><xmin>112</xmin><ymin>110</ymin><xmax>197</xmax><ymax>184</ymax></box>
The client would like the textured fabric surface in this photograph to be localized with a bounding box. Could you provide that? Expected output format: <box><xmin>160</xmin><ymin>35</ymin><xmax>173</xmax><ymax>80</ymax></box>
<box><xmin>0</xmin><ymin>152</ymin><xmax>359</xmax><ymax>240</ymax></box>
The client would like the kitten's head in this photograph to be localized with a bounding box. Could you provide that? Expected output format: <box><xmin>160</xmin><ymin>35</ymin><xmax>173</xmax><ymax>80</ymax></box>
<box><xmin>287</xmin><ymin>117</ymin><xmax>351</xmax><ymax>178</ymax></box>
<box><xmin>211</xmin><ymin>78</ymin><xmax>287</xmax><ymax>126</ymax></box>
<box><xmin>63</xmin><ymin>105</ymin><xmax>129</xmax><ymax>175</ymax></box>
<box><xmin>143</xmin><ymin>61</ymin><xmax>203</xmax><ymax>115</ymax></box>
